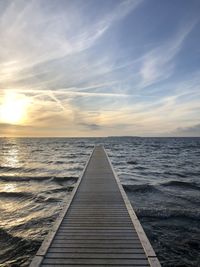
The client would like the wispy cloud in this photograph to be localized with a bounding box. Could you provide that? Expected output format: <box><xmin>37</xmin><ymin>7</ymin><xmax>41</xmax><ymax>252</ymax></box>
<box><xmin>0</xmin><ymin>0</ymin><xmax>143</xmax><ymax>90</ymax></box>
<box><xmin>139</xmin><ymin>20</ymin><xmax>198</xmax><ymax>87</ymax></box>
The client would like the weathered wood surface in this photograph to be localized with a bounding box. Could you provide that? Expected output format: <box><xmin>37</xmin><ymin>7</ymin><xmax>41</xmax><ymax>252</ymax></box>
<box><xmin>30</xmin><ymin>146</ymin><xmax>161</xmax><ymax>267</ymax></box>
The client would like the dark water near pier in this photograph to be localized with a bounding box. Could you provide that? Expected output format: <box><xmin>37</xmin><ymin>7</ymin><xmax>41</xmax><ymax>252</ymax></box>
<box><xmin>0</xmin><ymin>137</ymin><xmax>199</xmax><ymax>266</ymax></box>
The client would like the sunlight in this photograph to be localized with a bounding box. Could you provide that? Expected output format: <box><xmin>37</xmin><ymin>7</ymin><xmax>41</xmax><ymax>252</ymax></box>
<box><xmin>2</xmin><ymin>184</ymin><xmax>17</xmax><ymax>192</ymax></box>
<box><xmin>0</xmin><ymin>91</ymin><xmax>30</xmax><ymax>124</ymax></box>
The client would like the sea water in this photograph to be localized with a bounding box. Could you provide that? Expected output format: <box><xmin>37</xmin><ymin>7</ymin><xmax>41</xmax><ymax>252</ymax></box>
<box><xmin>0</xmin><ymin>137</ymin><xmax>199</xmax><ymax>266</ymax></box>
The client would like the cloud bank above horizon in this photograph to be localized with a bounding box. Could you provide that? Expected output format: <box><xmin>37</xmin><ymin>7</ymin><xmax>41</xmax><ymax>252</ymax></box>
<box><xmin>0</xmin><ymin>0</ymin><xmax>200</xmax><ymax>137</ymax></box>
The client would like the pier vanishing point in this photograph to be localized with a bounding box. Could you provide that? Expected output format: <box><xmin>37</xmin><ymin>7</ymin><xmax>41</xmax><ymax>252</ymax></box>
<box><xmin>30</xmin><ymin>146</ymin><xmax>161</xmax><ymax>267</ymax></box>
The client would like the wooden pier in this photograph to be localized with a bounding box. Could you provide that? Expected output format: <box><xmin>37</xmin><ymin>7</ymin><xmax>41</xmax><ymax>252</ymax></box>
<box><xmin>30</xmin><ymin>146</ymin><xmax>161</xmax><ymax>267</ymax></box>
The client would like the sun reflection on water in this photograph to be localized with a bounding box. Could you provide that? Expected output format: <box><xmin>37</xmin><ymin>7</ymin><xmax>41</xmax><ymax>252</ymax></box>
<box><xmin>0</xmin><ymin>139</ymin><xmax>23</xmax><ymax>175</ymax></box>
<box><xmin>4</xmin><ymin>147</ymin><xmax>19</xmax><ymax>168</ymax></box>
<box><xmin>2</xmin><ymin>183</ymin><xmax>17</xmax><ymax>192</ymax></box>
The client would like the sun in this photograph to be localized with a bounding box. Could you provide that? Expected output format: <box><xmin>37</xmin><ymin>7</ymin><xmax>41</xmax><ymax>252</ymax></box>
<box><xmin>0</xmin><ymin>91</ymin><xmax>30</xmax><ymax>124</ymax></box>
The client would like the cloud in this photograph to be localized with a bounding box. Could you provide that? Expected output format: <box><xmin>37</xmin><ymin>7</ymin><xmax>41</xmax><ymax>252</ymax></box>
<box><xmin>0</xmin><ymin>122</ymin><xmax>35</xmax><ymax>137</ymax></box>
<box><xmin>0</xmin><ymin>0</ymin><xmax>143</xmax><ymax>91</ymax></box>
<box><xmin>171</xmin><ymin>124</ymin><xmax>200</xmax><ymax>137</ymax></box>
<box><xmin>79</xmin><ymin>123</ymin><xmax>101</xmax><ymax>131</ymax></box>
<box><xmin>139</xmin><ymin>20</ymin><xmax>198</xmax><ymax>87</ymax></box>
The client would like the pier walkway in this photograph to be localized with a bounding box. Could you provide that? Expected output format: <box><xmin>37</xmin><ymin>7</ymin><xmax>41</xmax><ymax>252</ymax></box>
<box><xmin>30</xmin><ymin>146</ymin><xmax>161</xmax><ymax>267</ymax></box>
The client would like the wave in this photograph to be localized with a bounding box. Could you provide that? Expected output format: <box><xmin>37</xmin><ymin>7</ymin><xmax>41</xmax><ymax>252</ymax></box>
<box><xmin>0</xmin><ymin>166</ymin><xmax>24</xmax><ymax>172</ymax></box>
<box><xmin>0</xmin><ymin>225</ymin><xmax>41</xmax><ymax>247</ymax></box>
<box><xmin>51</xmin><ymin>176</ymin><xmax>78</xmax><ymax>184</ymax></box>
<box><xmin>0</xmin><ymin>191</ymin><xmax>34</xmax><ymax>199</ymax></box>
<box><xmin>47</xmin><ymin>160</ymin><xmax>66</xmax><ymax>164</ymax></box>
<box><xmin>0</xmin><ymin>227</ymin><xmax>26</xmax><ymax>243</ymax></box>
<box><xmin>127</xmin><ymin>160</ymin><xmax>138</xmax><ymax>165</ymax></box>
<box><xmin>31</xmin><ymin>149</ymin><xmax>43</xmax><ymax>152</ymax></box>
<box><xmin>136</xmin><ymin>207</ymin><xmax>200</xmax><ymax>220</ymax></box>
<box><xmin>54</xmin><ymin>160</ymin><xmax>65</xmax><ymax>164</ymax></box>
<box><xmin>63</xmin><ymin>154</ymin><xmax>77</xmax><ymax>159</ymax></box>
<box><xmin>0</xmin><ymin>175</ymin><xmax>78</xmax><ymax>183</ymax></box>
<box><xmin>34</xmin><ymin>195</ymin><xmax>64</xmax><ymax>203</ymax></box>
<box><xmin>46</xmin><ymin>186</ymin><xmax>74</xmax><ymax>194</ymax></box>
<box><xmin>164</xmin><ymin>171</ymin><xmax>188</xmax><ymax>178</ymax></box>
<box><xmin>0</xmin><ymin>166</ymin><xmax>44</xmax><ymax>173</ymax></box>
<box><xmin>134</xmin><ymin>166</ymin><xmax>146</xmax><ymax>170</ymax></box>
<box><xmin>0</xmin><ymin>189</ymin><xmax>74</xmax><ymax>202</ymax></box>
<box><xmin>0</xmin><ymin>227</ymin><xmax>41</xmax><ymax>266</ymax></box>
<box><xmin>165</xmin><ymin>170</ymin><xmax>200</xmax><ymax>177</ymax></box>
<box><xmin>0</xmin><ymin>190</ymin><xmax>69</xmax><ymax>202</ymax></box>
<box><xmin>123</xmin><ymin>183</ymin><xmax>160</xmax><ymax>193</ymax></box>
<box><xmin>9</xmin><ymin>213</ymin><xmax>59</xmax><ymax>233</ymax></box>
<box><xmin>161</xmin><ymin>180</ymin><xmax>200</xmax><ymax>190</ymax></box>
<box><xmin>2</xmin><ymin>142</ymin><xmax>16</xmax><ymax>147</ymax></box>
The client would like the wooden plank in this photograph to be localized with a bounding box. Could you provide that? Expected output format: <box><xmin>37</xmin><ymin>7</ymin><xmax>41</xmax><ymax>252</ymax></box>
<box><xmin>59</xmin><ymin>223</ymin><xmax>134</xmax><ymax>227</ymax></box>
<box><xmin>50</xmin><ymin>243</ymin><xmax>144</xmax><ymax>249</ymax></box>
<box><xmin>55</xmin><ymin>233</ymin><xmax>139</xmax><ymax>238</ymax></box>
<box><xmin>30</xmin><ymin>146</ymin><xmax>161</xmax><ymax>267</ymax></box>
<box><xmin>41</xmin><ymin>266</ymin><xmax>149</xmax><ymax>267</ymax></box>
<box><xmin>48</xmin><ymin>248</ymin><xmax>145</xmax><ymax>253</ymax></box>
<box><xmin>54</xmin><ymin>237</ymin><xmax>140</xmax><ymax>241</ymax></box>
<box><xmin>42</xmin><ymin>258</ymin><xmax>150</xmax><ymax>265</ymax></box>
<box><xmin>58</xmin><ymin>227</ymin><xmax>134</xmax><ymax>230</ymax></box>
<box><xmin>56</xmin><ymin>230</ymin><xmax>137</xmax><ymax>233</ymax></box>
<box><xmin>45</xmin><ymin>252</ymin><xmax>147</xmax><ymax>259</ymax></box>
<box><xmin>51</xmin><ymin>239</ymin><xmax>142</xmax><ymax>244</ymax></box>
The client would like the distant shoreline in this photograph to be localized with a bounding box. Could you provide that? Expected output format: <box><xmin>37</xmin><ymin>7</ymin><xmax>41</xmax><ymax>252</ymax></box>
<box><xmin>0</xmin><ymin>136</ymin><xmax>200</xmax><ymax>139</ymax></box>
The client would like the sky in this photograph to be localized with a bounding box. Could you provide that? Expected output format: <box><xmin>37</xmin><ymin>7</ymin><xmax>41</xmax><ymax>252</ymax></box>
<box><xmin>0</xmin><ymin>0</ymin><xmax>200</xmax><ymax>137</ymax></box>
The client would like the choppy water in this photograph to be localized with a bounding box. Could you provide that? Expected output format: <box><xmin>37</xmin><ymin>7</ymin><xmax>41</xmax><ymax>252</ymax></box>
<box><xmin>0</xmin><ymin>137</ymin><xmax>199</xmax><ymax>267</ymax></box>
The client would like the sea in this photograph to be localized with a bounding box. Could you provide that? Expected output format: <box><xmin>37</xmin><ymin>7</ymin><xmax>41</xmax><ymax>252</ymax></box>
<box><xmin>0</xmin><ymin>137</ymin><xmax>199</xmax><ymax>267</ymax></box>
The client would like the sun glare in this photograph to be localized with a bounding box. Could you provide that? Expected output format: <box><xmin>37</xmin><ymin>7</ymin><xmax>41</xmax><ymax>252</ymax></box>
<box><xmin>0</xmin><ymin>92</ymin><xmax>30</xmax><ymax>124</ymax></box>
